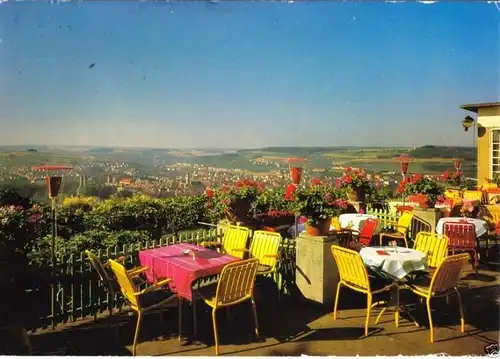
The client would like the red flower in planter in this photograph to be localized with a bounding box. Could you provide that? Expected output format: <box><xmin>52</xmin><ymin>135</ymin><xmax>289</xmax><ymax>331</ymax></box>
<box><xmin>205</xmin><ymin>188</ymin><xmax>214</xmax><ymax>197</ymax></box>
<box><xmin>311</xmin><ymin>178</ymin><xmax>322</xmax><ymax>186</ymax></box>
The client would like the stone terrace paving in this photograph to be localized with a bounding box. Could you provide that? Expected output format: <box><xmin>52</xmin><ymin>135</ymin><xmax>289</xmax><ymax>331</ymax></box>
<box><xmin>28</xmin><ymin>266</ymin><xmax>499</xmax><ymax>356</ymax></box>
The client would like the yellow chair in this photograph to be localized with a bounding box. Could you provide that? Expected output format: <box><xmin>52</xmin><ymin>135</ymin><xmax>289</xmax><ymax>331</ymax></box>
<box><xmin>85</xmin><ymin>250</ymin><xmax>149</xmax><ymax>313</ymax></box>
<box><xmin>200</xmin><ymin>225</ymin><xmax>250</xmax><ymax>259</ymax></box>
<box><xmin>379</xmin><ymin>211</ymin><xmax>413</xmax><ymax>247</ymax></box>
<box><xmin>407</xmin><ymin>253</ymin><xmax>469</xmax><ymax>343</ymax></box>
<box><xmin>196</xmin><ymin>258</ymin><xmax>260</xmax><ymax>355</ymax></box>
<box><xmin>107</xmin><ymin>259</ymin><xmax>179</xmax><ymax>356</ymax></box>
<box><xmin>478</xmin><ymin>204</ymin><xmax>500</xmax><ymax>232</ymax></box>
<box><xmin>234</xmin><ymin>230</ymin><xmax>282</xmax><ymax>276</ymax></box>
<box><xmin>462</xmin><ymin>190</ymin><xmax>486</xmax><ymax>203</ymax></box>
<box><xmin>331</xmin><ymin>245</ymin><xmax>399</xmax><ymax>337</ymax></box>
<box><xmin>413</xmin><ymin>232</ymin><xmax>449</xmax><ymax>274</ymax></box>
<box><xmin>331</xmin><ymin>217</ymin><xmax>342</xmax><ymax>231</ymax></box>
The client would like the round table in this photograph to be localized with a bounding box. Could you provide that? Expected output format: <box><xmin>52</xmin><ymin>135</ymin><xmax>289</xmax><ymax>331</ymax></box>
<box><xmin>360</xmin><ymin>246</ymin><xmax>428</xmax><ymax>279</ymax></box>
<box><xmin>336</xmin><ymin>213</ymin><xmax>379</xmax><ymax>232</ymax></box>
<box><xmin>436</xmin><ymin>217</ymin><xmax>489</xmax><ymax>237</ymax></box>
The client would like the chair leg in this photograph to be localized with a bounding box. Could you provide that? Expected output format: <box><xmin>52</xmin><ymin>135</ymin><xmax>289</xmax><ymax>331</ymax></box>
<box><xmin>178</xmin><ymin>297</ymin><xmax>182</xmax><ymax>341</ymax></box>
<box><xmin>193</xmin><ymin>296</ymin><xmax>198</xmax><ymax>337</ymax></box>
<box><xmin>133</xmin><ymin>311</ymin><xmax>143</xmax><ymax>356</ymax></box>
<box><xmin>212</xmin><ymin>308</ymin><xmax>219</xmax><ymax>356</ymax></box>
<box><xmin>425</xmin><ymin>297</ymin><xmax>434</xmax><ymax>343</ymax></box>
<box><xmin>455</xmin><ymin>288</ymin><xmax>465</xmax><ymax>333</ymax></box>
<box><xmin>251</xmin><ymin>298</ymin><xmax>259</xmax><ymax>337</ymax></box>
<box><xmin>395</xmin><ymin>287</ymin><xmax>400</xmax><ymax>328</ymax></box>
<box><xmin>365</xmin><ymin>293</ymin><xmax>372</xmax><ymax>337</ymax></box>
<box><xmin>333</xmin><ymin>282</ymin><xmax>342</xmax><ymax>320</ymax></box>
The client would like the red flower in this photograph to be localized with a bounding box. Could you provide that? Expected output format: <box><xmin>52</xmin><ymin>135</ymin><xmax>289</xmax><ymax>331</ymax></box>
<box><xmin>205</xmin><ymin>188</ymin><xmax>214</xmax><ymax>197</ymax></box>
<box><xmin>311</xmin><ymin>178</ymin><xmax>322</xmax><ymax>186</ymax></box>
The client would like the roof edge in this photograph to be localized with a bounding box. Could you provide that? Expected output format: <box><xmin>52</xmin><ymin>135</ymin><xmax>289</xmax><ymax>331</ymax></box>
<box><xmin>460</xmin><ymin>102</ymin><xmax>500</xmax><ymax>113</ymax></box>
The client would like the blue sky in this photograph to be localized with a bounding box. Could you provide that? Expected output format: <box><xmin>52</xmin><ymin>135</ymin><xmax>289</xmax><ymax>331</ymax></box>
<box><xmin>0</xmin><ymin>1</ymin><xmax>498</xmax><ymax>148</ymax></box>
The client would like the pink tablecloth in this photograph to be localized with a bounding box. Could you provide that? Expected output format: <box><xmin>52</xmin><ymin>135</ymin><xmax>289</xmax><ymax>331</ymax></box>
<box><xmin>138</xmin><ymin>243</ymin><xmax>240</xmax><ymax>301</ymax></box>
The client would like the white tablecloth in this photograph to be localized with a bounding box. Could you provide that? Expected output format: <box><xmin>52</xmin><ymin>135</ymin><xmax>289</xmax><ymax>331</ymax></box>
<box><xmin>360</xmin><ymin>246</ymin><xmax>428</xmax><ymax>279</ymax></box>
<box><xmin>436</xmin><ymin>217</ymin><xmax>489</xmax><ymax>237</ymax></box>
<box><xmin>336</xmin><ymin>213</ymin><xmax>379</xmax><ymax>232</ymax></box>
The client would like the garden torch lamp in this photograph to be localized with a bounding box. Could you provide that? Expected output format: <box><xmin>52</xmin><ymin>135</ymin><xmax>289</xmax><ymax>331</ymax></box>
<box><xmin>398</xmin><ymin>155</ymin><xmax>411</xmax><ymax>181</ymax></box>
<box><xmin>287</xmin><ymin>157</ymin><xmax>310</xmax><ymax>238</ymax></box>
<box><xmin>31</xmin><ymin>164</ymin><xmax>72</xmax><ymax>329</ymax></box>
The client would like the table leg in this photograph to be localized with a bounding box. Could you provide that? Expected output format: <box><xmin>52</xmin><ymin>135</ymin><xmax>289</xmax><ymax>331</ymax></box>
<box><xmin>192</xmin><ymin>289</ymin><xmax>198</xmax><ymax>337</ymax></box>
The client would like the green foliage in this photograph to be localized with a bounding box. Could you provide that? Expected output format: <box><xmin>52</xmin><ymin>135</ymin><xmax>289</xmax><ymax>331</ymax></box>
<box><xmin>397</xmin><ymin>174</ymin><xmax>444</xmax><ymax>205</ymax></box>
<box><xmin>250</xmin><ymin>188</ymin><xmax>294</xmax><ymax>215</ymax></box>
<box><xmin>293</xmin><ymin>184</ymin><xmax>349</xmax><ymax>225</ymax></box>
<box><xmin>409</xmin><ymin>145</ymin><xmax>474</xmax><ymax>161</ymax></box>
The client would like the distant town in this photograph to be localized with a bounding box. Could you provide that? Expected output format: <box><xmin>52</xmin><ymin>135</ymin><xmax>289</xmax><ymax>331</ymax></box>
<box><xmin>0</xmin><ymin>145</ymin><xmax>476</xmax><ymax>203</ymax></box>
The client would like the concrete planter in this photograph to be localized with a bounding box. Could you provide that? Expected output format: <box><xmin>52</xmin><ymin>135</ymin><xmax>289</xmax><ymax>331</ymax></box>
<box><xmin>295</xmin><ymin>232</ymin><xmax>341</xmax><ymax>306</ymax></box>
<box><xmin>411</xmin><ymin>207</ymin><xmax>443</xmax><ymax>233</ymax></box>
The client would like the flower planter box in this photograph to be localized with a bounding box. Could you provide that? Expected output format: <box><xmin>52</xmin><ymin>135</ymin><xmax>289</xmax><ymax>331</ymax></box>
<box><xmin>407</xmin><ymin>194</ymin><xmax>431</xmax><ymax>209</ymax></box>
<box><xmin>254</xmin><ymin>213</ymin><xmax>295</xmax><ymax>226</ymax></box>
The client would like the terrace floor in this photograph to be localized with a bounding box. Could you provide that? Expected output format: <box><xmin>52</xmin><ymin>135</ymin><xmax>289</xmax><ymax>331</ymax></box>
<box><xmin>26</xmin><ymin>266</ymin><xmax>500</xmax><ymax>356</ymax></box>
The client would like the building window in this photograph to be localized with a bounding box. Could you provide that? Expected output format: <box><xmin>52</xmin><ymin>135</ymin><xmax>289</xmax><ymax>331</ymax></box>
<box><xmin>493</xmin><ymin>129</ymin><xmax>500</xmax><ymax>178</ymax></box>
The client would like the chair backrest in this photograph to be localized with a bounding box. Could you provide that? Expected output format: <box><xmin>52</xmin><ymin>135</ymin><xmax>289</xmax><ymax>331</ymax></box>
<box><xmin>85</xmin><ymin>250</ymin><xmax>116</xmax><ymax>295</ymax></box>
<box><xmin>331</xmin><ymin>217</ymin><xmax>341</xmax><ymax>231</ymax></box>
<box><xmin>462</xmin><ymin>190</ymin><xmax>484</xmax><ymax>202</ymax></box>
<box><xmin>445</xmin><ymin>189</ymin><xmax>462</xmax><ymax>199</ymax></box>
<box><xmin>396</xmin><ymin>211</ymin><xmax>413</xmax><ymax>235</ymax></box>
<box><xmin>331</xmin><ymin>245</ymin><xmax>370</xmax><ymax>291</ymax></box>
<box><xmin>429</xmin><ymin>253</ymin><xmax>469</xmax><ymax>295</ymax></box>
<box><xmin>222</xmin><ymin>225</ymin><xmax>250</xmax><ymax>258</ymax></box>
<box><xmin>413</xmin><ymin>232</ymin><xmax>449</xmax><ymax>269</ymax></box>
<box><xmin>107</xmin><ymin>259</ymin><xmax>139</xmax><ymax>309</ymax></box>
<box><xmin>478</xmin><ymin>204</ymin><xmax>500</xmax><ymax>230</ymax></box>
<box><xmin>214</xmin><ymin>258</ymin><xmax>259</xmax><ymax>307</ymax></box>
<box><xmin>358</xmin><ymin>218</ymin><xmax>379</xmax><ymax>246</ymax></box>
<box><xmin>249</xmin><ymin>230</ymin><xmax>282</xmax><ymax>271</ymax></box>
<box><xmin>443</xmin><ymin>222</ymin><xmax>476</xmax><ymax>249</ymax></box>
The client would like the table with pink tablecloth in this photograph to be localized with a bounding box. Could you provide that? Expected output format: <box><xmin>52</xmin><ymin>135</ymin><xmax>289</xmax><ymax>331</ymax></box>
<box><xmin>138</xmin><ymin>243</ymin><xmax>240</xmax><ymax>301</ymax></box>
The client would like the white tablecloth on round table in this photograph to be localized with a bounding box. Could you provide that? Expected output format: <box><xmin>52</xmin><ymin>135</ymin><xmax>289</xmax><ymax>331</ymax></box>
<box><xmin>360</xmin><ymin>246</ymin><xmax>428</xmax><ymax>279</ymax></box>
<box><xmin>435</xmin><ymin>217</ymin><xmax>489</xmax><ymax>237</ymax></box>
<box><xmin>335</xmin><ymin>213</ymin><xmax>379</xmax><ymax>232</ymax></box>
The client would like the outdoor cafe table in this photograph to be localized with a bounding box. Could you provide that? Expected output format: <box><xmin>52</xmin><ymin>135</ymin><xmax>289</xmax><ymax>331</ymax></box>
<box><xmin>138</xmin><ymin>243</ymin><xmax>241</xmax><ymax>301</ymax></box>
<box><xmin>359</xmin><ymin>246</ymin><xmax>428</xmax><ymax>280</ymax></box>
<box><xmin>337</xmin><ymin>213</ymin><xmax>380</xmax><ymax>232</ymax></box>
<box><xmin>435</xmin><ymin>217</ymin><xmax>489</xmax><ymax>238</ymax></box>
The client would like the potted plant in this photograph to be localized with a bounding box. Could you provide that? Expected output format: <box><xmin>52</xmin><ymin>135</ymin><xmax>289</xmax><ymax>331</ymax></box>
<box><xmin>440</xmin><ymin>170</ymin><xmax>463</xmax><ymax>189</ymax></box>
<box><xmin>336</xmin><ymin>167</ymin><xmax>371</xmax><ymax>202</ymax></box>
<box><xmin>0</xmin><ymin>189</ymin><xmax>45</xmax><ymax>348</ymax></box>
<box><xmin>294</xmin><ymin>181</ymin><xmax>349</xmax><ymax>236</ymax></box>
<box><xmin>212</xmin><ymin>179</ymin><xmax>265</xmax><ymax>224</ymax></box>
<box><xmin>250</xmin><ymin>188</ymin><xmax>295</xmax><ymax>227</ymax></box>
<box><xmin>397</xmin><ymin>174</ymin><xmax>444</xmax><ymax>208</ymax></box>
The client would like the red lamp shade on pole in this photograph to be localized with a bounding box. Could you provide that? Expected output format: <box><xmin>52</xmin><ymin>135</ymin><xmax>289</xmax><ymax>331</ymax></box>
<box><xmin>46</xmin><ymin>176</ymin><xmax>63</xmax><ymax>199</ymax></box>
<box><xmin>287</xmin><ymin>157</ymin><xmax>310</xmax><ymax>185</ymax></box>
<box><xmin>290</xmin><ymin>167</ymin><xmax>303</xmax><ymax>185</ymax></box>
<box><xmin>398</xmin><ymin>155</ymin><xmax>412</xmax><ymax>178</ymax></box>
